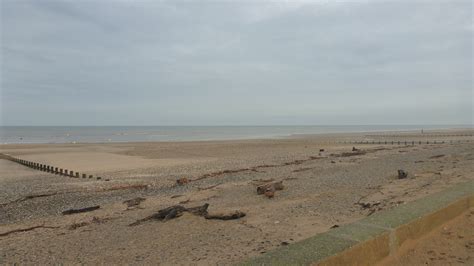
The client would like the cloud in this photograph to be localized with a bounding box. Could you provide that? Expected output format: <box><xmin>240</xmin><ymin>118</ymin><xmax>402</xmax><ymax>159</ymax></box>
<box><xmin>1</xmin><ymin>0</ymin><xmax>472</xmax><ymax>125</ymax></box>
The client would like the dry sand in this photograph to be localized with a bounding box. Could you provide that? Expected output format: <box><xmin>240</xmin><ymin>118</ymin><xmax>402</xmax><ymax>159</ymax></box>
<box><xmin>0</xmin><ymin>129</ymin><xmax>473</xmax><ymax>264</ymax></box>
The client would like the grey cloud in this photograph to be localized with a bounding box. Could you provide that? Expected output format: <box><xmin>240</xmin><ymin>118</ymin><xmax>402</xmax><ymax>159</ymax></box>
<box><xmin>1</xmin><ymin>0</ymin><xmax>472</xmax><ymax>125</ymax></box>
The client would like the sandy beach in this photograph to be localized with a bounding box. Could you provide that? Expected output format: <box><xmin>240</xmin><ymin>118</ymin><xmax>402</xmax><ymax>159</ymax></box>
<box><xmin>0</xmin><ymin>129</ymin><xmax>473</xmax><ymax>264</ymax></box>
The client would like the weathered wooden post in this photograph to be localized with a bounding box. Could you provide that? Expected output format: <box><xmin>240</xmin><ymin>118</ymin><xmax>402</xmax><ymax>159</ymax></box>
<box><xmin>55</xmin><ymin>167</ymin><xmax>59</xmax><ymax>174</ymax></box>
<box><xmin>69</xmin><ymin>170</ymin><xmax>74</xmax><ymax>177</ymax></box>
<box><xmin>60</xmin><ymin>169</ymin><xmax>63</xmax><ymax>175</ymax></box>
<box><xmin>82</xmin><ymin>174</ymin><xmax>86</xmax><ymax>178</ymax></box>
<box><xmin>89</xmin><ymin>175</ymin><xmax>93</xmax><ymax>178</ymax></box>
<box><xmin>76</xmin><ymin>172</ymin><xmax>80</xmax><ymax>178</ymax></box>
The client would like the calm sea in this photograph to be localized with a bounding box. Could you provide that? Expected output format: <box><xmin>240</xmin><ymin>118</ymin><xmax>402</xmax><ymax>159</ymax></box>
<box><xmin>0</xmin><ymin>125</ymin><xmax>469</xmax><ymax>144</ymax></box>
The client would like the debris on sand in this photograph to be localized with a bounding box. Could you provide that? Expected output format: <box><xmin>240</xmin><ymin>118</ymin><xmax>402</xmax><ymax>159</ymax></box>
<box><xmin>333</xmin><ymin>149</ymin><xmax>367</xmax><ymax>157</ymax></box>
<box><xmin>398</xmin><ymin>169</ymin><xmax>408</xmax><ymax>179</ymax></box>
<box><xmin>176</xmin><ymin>177</ymin><xmax>189</xmax><ymax>185</ymax></box>
<box><xmin>356</xmin><ymin>201</ymin><xmax>382</xmax><ymax>216</ymax></box>
<box><xmin>68</xmin><ymin>221</ymin><xmax>89</xmax><ymax>230</ymax></box>
<box><xmin>330</xmin><ymin>224</ymin><xmax>340</xmax><ymax>229</ymax></box>
<box><xmin>429</xmin><ymin>154</ymin><xmax>445</xmax><ymax>159</ymax></box>
<box><xmin>123</xmin><ymin>197</ymin><xmax>146</xmax><ymax>209</ymax></box>
<box><xmin>0</xmin><ymin>225</ymin><xmax>60</xmax><ymax>237</ymax></box>
<box><xmin>0</xmin><ymin>192</ymin><xmax>59</xmax><ymax>207</ymax></box>
<box><xmin>256</xmin><ymin>181</ymin><xmax>284</xmax><ymax>198</ymax></box>
<box><xmin>62</xmin><ymin>205</ymin><xmax>100</xmax><ymax>215</ymax></box>
<box><xmin>264</xmin><ymin>191</ymin><xmax>275</xmax><ymax>198</ymax></box>
<box><xmin>129</xmin><ymin>203</ymin><xmax>245</xmax><ymax>226</ymax></box>
<box><xmin>100</xmin><ymin>184</ymin><xmax>148</xmax><ymax>192</ymax></box>
<box><xmin>205</xmin><ymin>211</ymin><xmax>246</xmax><ymax>220</ymax></box>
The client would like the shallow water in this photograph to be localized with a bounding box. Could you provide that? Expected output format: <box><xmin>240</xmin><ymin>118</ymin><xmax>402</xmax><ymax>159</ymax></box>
<box><xmin>0</xmin><ymin>125</ymin><xmax>469</xmax><ymax>144</ymax></box>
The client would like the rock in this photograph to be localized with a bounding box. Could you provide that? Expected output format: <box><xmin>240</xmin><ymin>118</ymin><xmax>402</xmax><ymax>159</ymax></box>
<box><xmin>257</xmin><ymin>181</ymin><xmax>284</xmax><ymax>195</ymax></box>
<box><xmin>352</xmin><ymin>146</ymin><xmax>359</xmax><ymax>151</ymax></box>
<box><xmin>264</xmin><ymin>191</ymin><xmax>274</xmax><ymax>198</ymax></box>
<box><xmin>398</xmin><ymin>169</ymin><xmax>408</xmax><ymax>179</ymax></box>
<box><xmin>176</xmin><ymin>177</ymin><xmax>189</xmax><ymax>185</ymax></box>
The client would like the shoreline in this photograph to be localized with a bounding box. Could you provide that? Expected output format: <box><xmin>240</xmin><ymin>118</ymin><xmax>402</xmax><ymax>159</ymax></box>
<box><xmin>1</xmin><ymin>126</ymin><xmax>472</xmax><ymax>146</ymax></box>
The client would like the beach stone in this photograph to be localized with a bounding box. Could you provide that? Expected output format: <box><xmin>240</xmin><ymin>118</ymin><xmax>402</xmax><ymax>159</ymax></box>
<box><xmin>398</xmin><ymin>169</ymin><xmax>408</xmax><ymax>179</ymax></box>
<box><xmin>176</xmin><ymin>177</ymin><xmax>189</xmax><ymax>185</ymax></box>
<box><xmin>264</xmin><ymin>191</ymin><xmax>275</xmax><ymax>198</ymax></box>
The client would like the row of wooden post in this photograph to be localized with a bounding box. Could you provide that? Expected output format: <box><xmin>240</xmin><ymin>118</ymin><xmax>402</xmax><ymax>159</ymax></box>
<box><xmin>2</xmin><ymin>154</ymin><xmax>102</xmax><ymax>180</ymax></box>
<box><xmin>339</xmin><ymin>140</ymin><xmax>470</xmax><ymax>145</ymax></box>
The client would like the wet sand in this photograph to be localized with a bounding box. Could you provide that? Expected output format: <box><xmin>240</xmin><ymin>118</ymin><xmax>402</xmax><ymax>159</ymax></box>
<box><xmin>0</xmin><ymin>129</ymin><xmax>473</xmax><ymax>264</ymax></box>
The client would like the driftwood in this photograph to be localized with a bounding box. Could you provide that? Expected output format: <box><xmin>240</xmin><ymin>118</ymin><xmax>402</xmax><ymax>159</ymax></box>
<box><xmin>0</xmin><ymin>225</ymin><xmax>60</xmax><ymax>237</ymax></box>
<box><xmin>205</xmin><ymin>211</ymin><xmax>246</xmax><ymax>220</ymax></box>
<box><xmin>429</xmin><ymin>154</ymin><xmax>445</xmax><ymax>159</ymax></box>
<box><xmin>129</xmin><ymin>203</ymin><xmax>245</xmax><ymax>226</ymax></box>
<box><xmin>62</xmin><ymin>205</ymin><xmax>100</xmax><ymax>215</ymax></box>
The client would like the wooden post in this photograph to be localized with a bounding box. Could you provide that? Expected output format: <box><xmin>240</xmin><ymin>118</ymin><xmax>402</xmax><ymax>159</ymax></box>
<box><xmin>89</xmin><ymin>175</ymin><xmax>93</xmax><ymax>178</ymax></box>
<box><xmin>69</xmin><ymin>170</ymin><xmax>74</xmax><ymax>177</ymax></box>
<box><xmin>76</xmin><ymin>172</ymin><xmax>79</xmax><ymax>178</ymax></box>
<box><xmin>82</xmin><ymin>174</ymin><xmax>86</xmax><ymax>178</ymax></box>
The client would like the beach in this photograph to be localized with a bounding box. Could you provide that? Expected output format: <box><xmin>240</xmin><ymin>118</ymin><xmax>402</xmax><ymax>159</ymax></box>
<box><xmin>0</xmin><ymin>129</ymin><xmax>473</xmax><ymax>264</ymax></box>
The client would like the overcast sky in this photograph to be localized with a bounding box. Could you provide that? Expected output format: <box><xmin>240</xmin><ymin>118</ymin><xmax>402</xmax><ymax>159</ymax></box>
<box><xmin>1</xmin><ymin>0</ymin><xmax>472</xmax><ymax>126</ymax></box>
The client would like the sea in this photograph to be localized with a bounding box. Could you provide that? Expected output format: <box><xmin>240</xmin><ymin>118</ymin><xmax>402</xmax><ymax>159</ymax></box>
<box><xmin>0</xmin><ymin>125</ymin><xmax>470</xmax><ymax>144</ymax></box>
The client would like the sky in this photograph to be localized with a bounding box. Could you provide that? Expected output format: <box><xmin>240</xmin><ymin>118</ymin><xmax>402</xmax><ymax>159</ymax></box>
<box><xmin>0</xmin><ymin>0</ymin><xmax>472</xmax><ymax>126</ymax></box>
